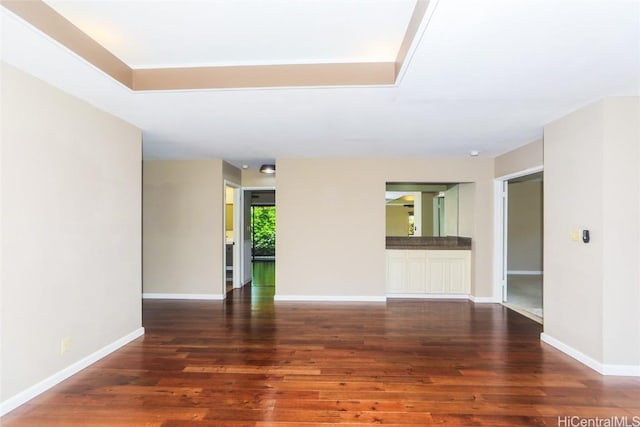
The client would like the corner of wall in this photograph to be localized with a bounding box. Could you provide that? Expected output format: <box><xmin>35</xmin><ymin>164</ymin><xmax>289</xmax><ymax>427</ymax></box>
<box><xmin>494</xmin><ymin>138</ymin><xmax>543</xmax><ymax>178</ymax></box>
<box><xmin>223</xmin><ymin>161</ymin><xmax>242</xmax><ymax>183</ymax></box>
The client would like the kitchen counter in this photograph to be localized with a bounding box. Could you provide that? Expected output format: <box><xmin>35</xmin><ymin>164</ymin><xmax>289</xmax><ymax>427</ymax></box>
<box><xmin>386</xmin><ymin>236</ymin><xmax>471</xmax><ymax>250</ymax></box>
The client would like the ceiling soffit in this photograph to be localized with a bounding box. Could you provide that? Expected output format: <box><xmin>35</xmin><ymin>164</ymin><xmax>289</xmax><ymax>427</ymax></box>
<box><xmin>1</xmin><ymin>0</ymin><xmax>431</xmax><ymax>91</ymax></box>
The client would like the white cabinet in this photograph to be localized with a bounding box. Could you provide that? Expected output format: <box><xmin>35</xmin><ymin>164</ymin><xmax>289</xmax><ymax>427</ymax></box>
<box><xmin>386</xmin><ymin>250</ymin><xmax>470</xmax><ymax>295</ymax></box>
<box><xmin>426</xmin><ymin>256</ymin><xmax>447</xmax><ymax>293</ymax></box>
<box><xmin>386</xmin><ymin>250</ymin><xmax>407</xmax><ymax>293</ymax></box>
<box><xmin>425</xmin><ymin>251</ymin><xmax>470</xmax><ymax>294</ymax></box>
<box><xmin>406</xmin><ymin>251</ymin><xmax>428</xmax><ymax>292</ymax></box>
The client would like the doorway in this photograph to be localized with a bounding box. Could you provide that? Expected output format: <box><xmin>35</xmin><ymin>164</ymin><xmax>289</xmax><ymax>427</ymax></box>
<box><xmin>497</xmin><ymin>170</ymin><xmax>544</xmax><ymax>322</ymax></box>
<box><xmin>224</xmin><ymin>183</ymin><xmax>241</xmax><ymax>294</ymax></box>
<box><xmin>244</xmin><ymin>190</ymin><xmax>276</xmax><ymax>293</ymax></box>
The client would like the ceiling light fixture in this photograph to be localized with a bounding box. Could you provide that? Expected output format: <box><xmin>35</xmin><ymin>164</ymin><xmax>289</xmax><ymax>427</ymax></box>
<box><xmin>259</xmin><ymin>164</ymin><xmax>276</xmax><ymax>174</ymax></box>
<box><xmin>242</xmin><ymin>164</ymin><xmax>249</xmax><ymax>169</ymax></box>
<box><xmin>469</xmin><ymin>150</ymin><xmax>480</xmax><ymax>157</ymax></box>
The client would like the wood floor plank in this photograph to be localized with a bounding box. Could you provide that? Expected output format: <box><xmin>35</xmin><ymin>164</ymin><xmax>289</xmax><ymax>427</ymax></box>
<box><xmin>2</xmin><ymin>286</ymin><xmax>639</xmax><ymax>426</ymax></box>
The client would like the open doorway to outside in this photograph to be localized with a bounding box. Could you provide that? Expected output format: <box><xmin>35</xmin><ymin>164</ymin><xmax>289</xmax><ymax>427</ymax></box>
<box><xmin>500</xmin><ymin>171</ymin><xmax>544</xmax><ymax>322</ymax></box>
<box><xmin>244</xmin><ymin>190</ymin><xmax>276</xmax><ymax>294</ymax></box>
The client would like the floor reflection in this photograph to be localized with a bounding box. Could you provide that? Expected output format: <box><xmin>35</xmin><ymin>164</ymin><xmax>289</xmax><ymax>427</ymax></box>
<box><xmin>252</xmin><ymin>260</ymin><xmax>275</xmax><ymax>287</ymax></box>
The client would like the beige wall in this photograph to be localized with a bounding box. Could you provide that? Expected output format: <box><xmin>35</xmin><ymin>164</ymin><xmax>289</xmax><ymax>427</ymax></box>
<box><xmin>1</xmin><ymin>64</ymin><xmax>142</xmax><ymax>403</ymax></box>
<box><xmin>600</xmin><ymin>98</ymin><xmax>640</xmax><ymax>367</ymax></box>
<box><xmin>0</xmin><ymin>64</ymin><xmax>4</xmax><ymax>410</ymax></box>
<box><xmin>242</xmin><ymin>168</ymin><xmax>276</xmax><ymax>188</ymax></box>
<box><xmin>458</xmin><ymin>183</ymin><xmax>474</xmax><ymax>237</ymax></box>
<box><xmin>386</xmin><ymin>205</ymin><xmax>412</xmax><ymax>236</ymax></box>
<box><xmin>544</xmin><ymin>97</ymin><xmax>640</xmax><ymax>369</ymax></box>
<box><xmin>386</xmin><ymin>191</ymin><xmax>437</xmax><ymax>237</ymax></box>
<box><xmin>507</xmin><ymin>181</ymin><xmax>543</xmax><ymax>271</ymax></box>
<box><xmin>276</xmin><ymin>157</ymin><xmax>495</xmax><ymax>298</ymax></box>
<box><xmin>242</xmin><ymin>190</ymin><xmax>252</xmax><ymax>284</ymax></box>
<box><xmin>421</xmin><ymin>192</ymin><xmax>436</xmax><ymax>237</ymax></box>
<box><xmin>495</xmin><ymin>138</ymin><xmax>543</xmax><ymax>178</ymax></box>
<box><xmin>545</xmin><ymin>100</ymin><xmax>605</xmax><ymax>361</ymax></box>
<box><xmin>143</xmin><ymin>160</ymin><xmax>225</xmax><ymax>296</ymax></box>
<box><xmin>444</xmin><ymin>185</ymin><xmax>459</xmax><ymax>236</ymax></box>
<box><xmin>223</xmin><ymin>161</ymin><xmax>242</xmax><ymax>184</ymax></box>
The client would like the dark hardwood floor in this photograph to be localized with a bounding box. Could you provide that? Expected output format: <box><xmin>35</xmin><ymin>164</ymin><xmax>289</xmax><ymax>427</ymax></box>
<box><xmin>3</xmin><ymin>286</ymin><xmax>639</xmax><ymax>426</ymax></box>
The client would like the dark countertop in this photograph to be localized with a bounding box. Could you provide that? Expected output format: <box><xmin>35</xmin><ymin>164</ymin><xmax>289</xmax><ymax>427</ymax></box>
<box><xmin>386</xmin><ymin>236</ymin><xmax>472</xmax><ymax>250</ymax></box>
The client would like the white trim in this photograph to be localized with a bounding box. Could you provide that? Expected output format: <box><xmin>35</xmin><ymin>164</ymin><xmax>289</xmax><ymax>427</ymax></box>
<box><xmin>507</xmin><ymin>270</ymin><xmax>543</xmax><ymax>275</ymax></box>
<box><xmin>541</xmin><ymin>333</ymin><xmax>601</xmax><ymax>373</ymax></box>
<box><xmin>386</xmin><ymin>294</ymin><xmax>500</xmax><ymax>303</ymax></box>
<box><xmin>275</xmin><ymin>294</ymin><xmax>498</xmax><ymax>303</ymax></box>
<box><xmin>142</xmin><ymin>293</ymin><xmax>223</xmax><ymax>300</ymax></box>
<box><xmin>386</xmin><ymin>293</ymin><xmax>469</xmax><ymax>300</ymax></box>
<box><xmin>469</xmin><ymin>295</ymin><xmax>501</xmax><ymax>303</ymax></box>
<box><xmin>494</xmin><ymin>179</ymin><xmax>507</xmax><ymax>304</ymax></box>
<box><xmin>494</xmin><ymin>165</ymin><xmax>544</xmax><ymax>181</ymax></box>
<box><xmin>224</xmin><ymin>179</ymin><xmax>242</xmax><ymax>292</ymax></box>
<box><xmin>0</xmin><ymin>327</ymin><xmax>145</xmax><ymax>416</ymax></box>
<box><xmin>540</xmin><ymin>333</ymin><xmax>640</xmax><ymax>377</ymax></box>
<box><xmin>494</xmin><ymin>164</ymin><xmax>544</xmax><ymax>305</ymax></box>
<box><xmin>601</xmin><ymin>364</ymin><xmax>640</xmax><ymax>376</ymax></box>
<box><xmin>242</xmin><ymin>186</ymin><xmax>276</xmax><ymax>191</ymax></box>
<box><xmin>274</xmin><ymin>295</ymin><xmax>387</xmax><ymax>302</ymax></box>
<box><xmin>395</xmin><ymin>0</ymin><xmax>440</xmax><ymax>85</ymax></box>
<box><xmin>503</xmin><ymin>303</ymin><xmax>542</xmax><ymax>324</ymax></box>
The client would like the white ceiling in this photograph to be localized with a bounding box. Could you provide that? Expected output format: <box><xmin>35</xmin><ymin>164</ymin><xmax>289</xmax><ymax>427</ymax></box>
<box><xmin>44</xmin><ymin>0</ymin><xmax>416</xmax><ymax>68</ymax></box>
<box><xmin>2</xmin><ymin>0</ymin><xmax>639</xmax><ymax>170</ymax></box>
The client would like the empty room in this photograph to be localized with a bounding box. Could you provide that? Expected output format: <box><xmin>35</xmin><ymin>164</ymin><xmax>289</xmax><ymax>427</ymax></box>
<box><xmin>1</xmin><ymin>0</ymin><xmax>639</xmax><ymax>426</ymax></box>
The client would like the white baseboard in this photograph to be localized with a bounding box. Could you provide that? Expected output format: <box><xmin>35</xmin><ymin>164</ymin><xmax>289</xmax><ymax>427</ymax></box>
<box><xmin>274</xmin><ymin>294</ymin><xmax>499</xmax><ymax>303</ymax></box>
<box><xmin>142</xmin><ymin>293</ymin><xmax>223</xmax><ymax>300</ymax></box>
<box><xmin>469</xmin><ymin>295</ymin><xmax>501</xmax><ymax>303</ymax></box>
<box><xmin>274</xmin><ymin>294</ymin><xmax>500</xmax><ymax>304</ymax></box>
<box><xmin>386</xmin><ymin>294</ymin><xmax>499</xmax><ymax>304</ymax></box>
<box><xmin>274</xmin><ymin>295</ymin><xmax>387</xmax><ymax>302</ymax></box>
<box><xmin>541</xmin><ymin>333</ymin><xmax>640</xmax><ymax>377</ymax></box>
<box><xmin>507</xmin><ymin>270</ymin><xmax>543</xmax><ymax>275</ymax></box>
<box><xmin>386</xmin><ymin>293</ymin><xmax>469</xmax><ymax>300</ymax></box>
<box><xmin>601</xmin><ymin>364</ymin><xmax>640</xmax><ymax>376</ymax></box>
<box><xmin>0</xmin><ymin>327</ymin><xmax>145</xmax><ymax>416</ymax></box>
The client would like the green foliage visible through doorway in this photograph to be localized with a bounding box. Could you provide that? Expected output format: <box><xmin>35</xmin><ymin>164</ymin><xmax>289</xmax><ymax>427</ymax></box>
<box><xmin>252</xmin><ymin>206</ymin><xmax>276</xmax><ymax>256</ymax></box>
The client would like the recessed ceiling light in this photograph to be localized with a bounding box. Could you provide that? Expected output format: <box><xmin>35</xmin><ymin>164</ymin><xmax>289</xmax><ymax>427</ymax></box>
<box><xmin>469</xmin><ymin>150</ymin><xmax>480</xmax><ymax>157</ymax></box>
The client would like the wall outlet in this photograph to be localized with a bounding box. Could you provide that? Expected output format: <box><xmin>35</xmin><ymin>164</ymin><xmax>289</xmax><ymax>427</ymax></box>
<box><xmin>60</xmin><ymin>337</ymin><xmax>72</xmax><ymax>355</ymax></box>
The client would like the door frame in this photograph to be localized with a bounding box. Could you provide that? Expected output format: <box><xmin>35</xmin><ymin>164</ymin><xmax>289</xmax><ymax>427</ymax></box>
<box><xmin>493</xmin><ymin>165</ymin><xmax>543</xmax><ymax>303</ymax></box>
<box><xmin>243</xmin><ymin>186</ymin><xmax>276</xmax><ymax>285</ymax></box>
<box><xmin>224</xmin><ymin>180</ymin><xmax>242</xmax><ymax>294</ymax></box>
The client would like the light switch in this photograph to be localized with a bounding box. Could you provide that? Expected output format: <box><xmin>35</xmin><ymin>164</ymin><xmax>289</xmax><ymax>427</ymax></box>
<box><xmin>570</xmin><ymin>229</ymin><xmax>580</xmax><ymax>241</ymax></box>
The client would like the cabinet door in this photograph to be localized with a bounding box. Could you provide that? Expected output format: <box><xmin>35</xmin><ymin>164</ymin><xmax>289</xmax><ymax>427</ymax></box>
<box><xmin>386</xmin><ymin>251</ymin><xmax>406</xmax><ymax>293</ymax></box>
<box><xmin>426</xmin><ymin>251</ymin><xmax>470</xmax><ymax>294</ymax></box>
<box><xmin>447</xmin><ymin>257</ymin><xmax>469</xmax><ymax>294</ymax></box>
<box><xmin>426</xmin><ymin>259</ymin><xmax>447</xmax><ymax>293</ymax></box>
<box><xmin>406</xmin><ymin>251</ymin><xmax>427</xmax><ymax>293</ymax></box>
